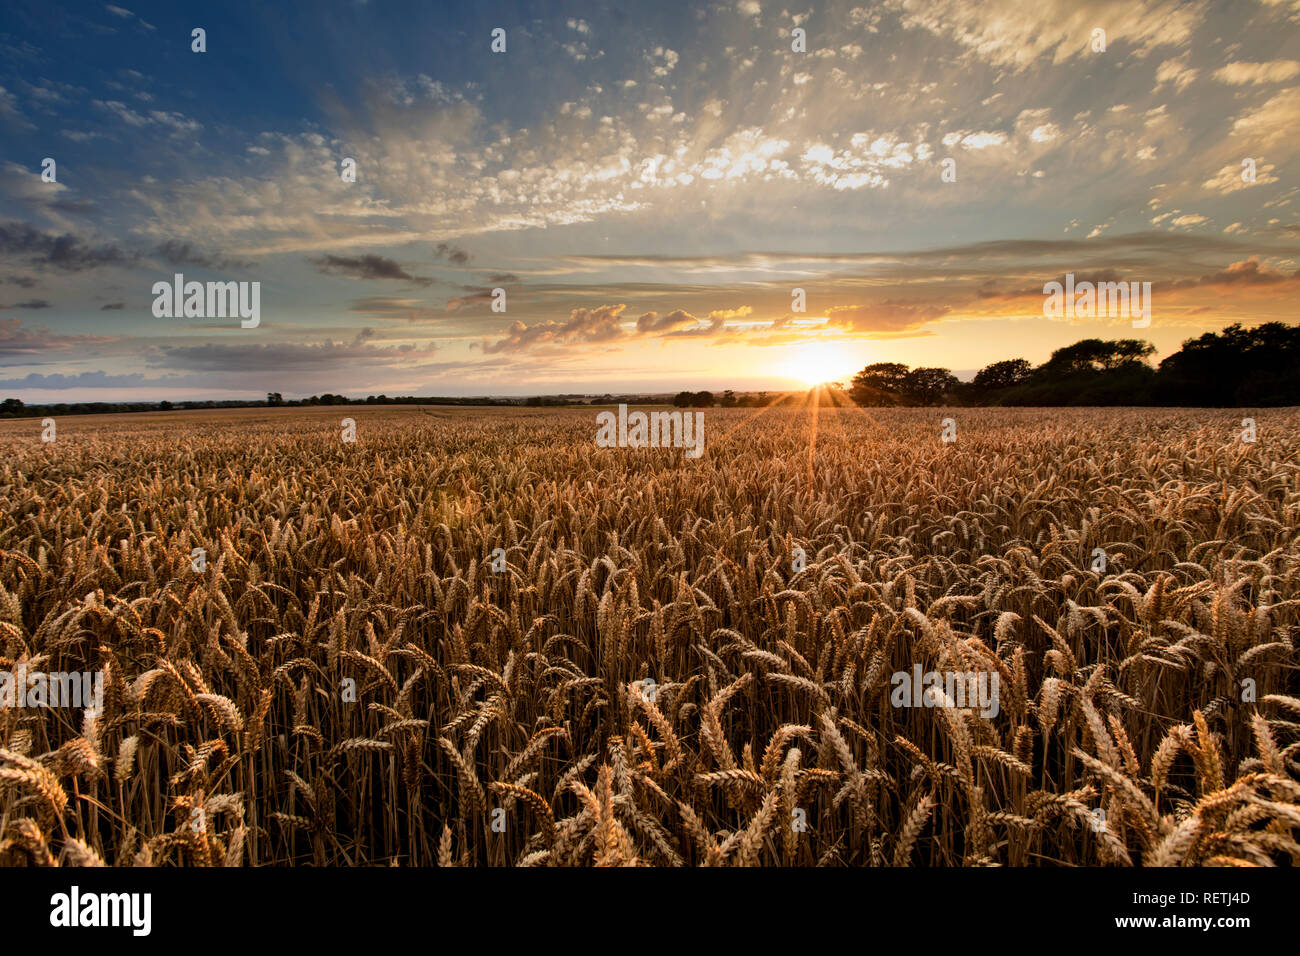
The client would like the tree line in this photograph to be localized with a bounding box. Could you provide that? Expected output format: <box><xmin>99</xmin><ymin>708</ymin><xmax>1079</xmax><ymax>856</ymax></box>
<box><xmin>848</xmin><ymin>323</ymin><xmax>1300</xmax><ymax>407</ymax></box>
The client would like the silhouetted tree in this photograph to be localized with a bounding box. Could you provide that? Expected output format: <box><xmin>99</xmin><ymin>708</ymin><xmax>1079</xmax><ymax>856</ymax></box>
<box><xmin>972</xmin><ymin>358</ymin><xmax>1032</xmax><ymax>391</ymax></box>
<box><xmin>850</xmin><ymin>362</ymin><xmax>910</xmax><ymax>405</ymax></box>
<box><xmin>1156</xmin><ymin>322</ymin><xmax>1300</xmax><ymax>406</ymax></box>
<box><xmin>903</xmin><ymin>367</ymin><xmax>959</xmax><ymax>405</ymax></box>
<box><xmin>1039</xmin><ymin>338</ymin><xmax>1154</xmax><ymax>375</ymax></box>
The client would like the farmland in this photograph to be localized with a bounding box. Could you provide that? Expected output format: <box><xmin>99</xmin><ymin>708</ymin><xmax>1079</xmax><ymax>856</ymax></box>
<box><xmin>1</xmin><ymin>403</ymin><xmax>1298</xmax><ymax>866</ymax></box>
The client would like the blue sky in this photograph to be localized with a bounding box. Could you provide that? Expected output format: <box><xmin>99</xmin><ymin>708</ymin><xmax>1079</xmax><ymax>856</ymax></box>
<box><xmin>2</xmin><ymin>0</ymin><xmax>1298</xmax><ymax>400</ymax></box>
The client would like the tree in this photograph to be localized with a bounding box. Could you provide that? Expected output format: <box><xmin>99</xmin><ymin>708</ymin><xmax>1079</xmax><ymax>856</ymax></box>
<box><xmin>674</xmin><ymin>390</ymin><xmax>714</xmax><ymax>407</ymax></box>
<box><xmin>849</xmin><ymin>362</ymin><xmax>910</xmax><ymax>405</ymax></box>
<box><xmin>721</xmin><ymin>390</ymin><xmax>737</xmax><ymax>407</ymax></box>
<box><xmin>1156</xmin><ymin>322</ymin><xmax>1300</xmax><ymax>405</ymax></box>
<box><xmin>903</xmin><ymin>367</ymin><xmax>959</xmax><ymax>405</ymax></box>
<box><xmin>1041</xmin><ymin>338</ymin><xmax>1154</xmax><ymax>375</ymax></box>
<box><xmin>972</xmin><ymin>358</ymin><xmax>1032</xmax><ymax>391</ymax></box>
<box><xmin>267</xmin><ymin>392</ymin><xmax>283</xmax><ymax>406</ymax></box>
<box><xmin>0</xmin><ymin>398</ymin><xmax>24</xmax><ymax>416</ymax></box>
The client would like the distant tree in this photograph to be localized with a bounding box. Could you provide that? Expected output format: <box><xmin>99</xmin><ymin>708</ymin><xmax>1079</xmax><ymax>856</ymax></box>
<box><xmin>672</xmin><ymin>391</ymin><xmax>693</xmax><ymax>407</ymax></box>
<box><xmin>159</xmin><ymin>400</ymin><xmax>174</xmax><ymax>411</ymax></box>
<box><xmin>903</xmin><ymin>367</ymin><xmax>959</xmax><ymax>405</ymax></box>
<box><xmin>267</xmin><ymin>392</ymin><xmax>283</xmax><ymax>406</ymax></box>
<box><xmin>972</xmin><ymin>358</ymin><xmax>1032</xmax><ymax>391</ymax></box>
<box><xmin>0</xmin><ymin>398</ymin><xmax>24</xmax><ymax>416</ymax></box>
<box><xmin>693</xmin><ymin>390</ymin><xmax>714</xmax><ymax>407</ymax></box>
<box><xmin>721</xmin><ymin>390</ymin><xmax>737</xmax><ymax>407</ymax></box>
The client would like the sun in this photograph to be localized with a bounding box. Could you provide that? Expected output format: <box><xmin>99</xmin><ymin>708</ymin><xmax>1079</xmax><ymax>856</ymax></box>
<box><xmin>783</xmin><ymin>341</ymin><xmax>853</xmax><ymax>387</ymax></box>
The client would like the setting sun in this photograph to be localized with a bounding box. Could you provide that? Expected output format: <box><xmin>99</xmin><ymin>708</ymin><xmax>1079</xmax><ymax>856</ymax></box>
<box><xmin>783</xmin><ymin>341</ymin><xmax>856</xmax><ymax>387</ymax></box>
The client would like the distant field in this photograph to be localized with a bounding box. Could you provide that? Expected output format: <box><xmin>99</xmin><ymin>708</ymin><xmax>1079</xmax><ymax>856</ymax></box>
<box><xmin>1</xmin><ymin>405</ymin><xmax>1298</xmax><ymax>866</ymax></box>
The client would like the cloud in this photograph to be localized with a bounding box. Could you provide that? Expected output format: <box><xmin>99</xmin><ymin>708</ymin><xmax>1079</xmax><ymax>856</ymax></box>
<box><xmin>635</xmin><ymin>309</ymin><xmax>699</xmax><ymax>333</ymax></box>
<box><xmin>434</xmin><ymin>242</ymin><xmax>470</xmax><ymax>265</ymax></box>
<box><xmin>885</xmin><ymin>0</ymin><xmax>1203</xmax><ymax>72</ymax></box>
<box><xmin>100</xmin><ymin>302</ymin><xmax>125</xmax><ymax>310</ymax></box>
<box><xmin>0</xmin><ymin>299</ymin><xmax>50</xmax><ymax>309</ymax></box>
<box><xmin>1231</xmin><ymin>87</ymin><xmax>1300</xmax><ymax>148</ymax></box>
<box><xmin>154</xmin><ymin>240</ymin><xmax>251</xmax><ymax>271</ymax></box>
<box><xmin>482</xmin><ymin>304</ymin><xmax>628</xmax><ymax>353</ymax></box>
<box><xmin>824</xmin><ymin>301</ymin><xmax>950</xmax><ymax>335</ymax></box>
<box><xmin>0</xmin><ymin>317</ymin><xmax>116</xmax><ymax>361</ymax></box>
<box><xmin>0</xmin><ymin>370</ymin><xmax>157</xmax><ymax>388</ymax></box>
<box><xmin>444</xmin><ymin>289</ymin><xmax>495</xmax><ymax>311</ymax></box>
<box><xmin>1212</xmin><ymin>61</ymin><xmax>1300</xmax><ymax>85</ymax></box>
<box><xmin>0</xmin><ymin>85</ymin><xmax>31</xmax><ymax>129</ymax></box>
<box><xmin>93</xmin><ymin>100</ymin><xmax>194</xmax><ymax>132</ymax></box>
<box><xmin>1203</xmin><ymin>161</ymin><xmax>1278</xmax><ymax>194</ymax></box>
<box><xmin>0</xmin><ymin>221</ymin><xmax>135</xmax><ymax>272</ymax></box>
<box><xmin>150</xmin><ymin>337</ymin><xmax>435</xmax><ymax>373</ymax></box>
<box><xmin>347</xmin><ymin>296</ymin><xmax>440</xmax><ymax>321</ymax></box>
<box><xmin>311</xmin><ymin>254</ymin><xmax>432</xmax><ymax>285</ymax></box>
<box><xmin>1169</xmin><ymin>257</ymin><xmax>1299</xmax><ymax>289</ymax></box>
<box><xmin>1155</xmin><ymin>56</ymin><xmax>1198</xmax><ymax>91</ymax></box>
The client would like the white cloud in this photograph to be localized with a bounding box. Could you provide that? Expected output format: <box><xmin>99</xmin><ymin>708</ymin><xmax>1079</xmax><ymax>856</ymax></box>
<box><xmin>1213</xmin><ymin>60</ymin><xmax>1300</xmax><ymax>84</ymax></box>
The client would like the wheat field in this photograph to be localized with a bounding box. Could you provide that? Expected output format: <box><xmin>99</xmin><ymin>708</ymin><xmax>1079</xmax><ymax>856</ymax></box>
<box><xmin>1</xmin><ymin>403</ymin><xmax>1298</xmax><ymax>866</ymax></box>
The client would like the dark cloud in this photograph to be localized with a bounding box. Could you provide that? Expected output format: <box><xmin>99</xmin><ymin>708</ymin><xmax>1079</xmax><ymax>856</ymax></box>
<box><xmin>100</xmin><ymin>302</ymin><xmax>125</xmax><ymax>310</ymax></box>
<box><xmin>4</xmin><ymin>276</ymin><xmax>39</xmax><ymax>288</ymax></box>
<box><xmin>0</xmin><ymin>299</ymin><xmax>51</xmax><ymax>309</ymax></box>
<box><xmin>434</xmin><ymin>243</ymin><xmax>471</xmax><ymax>266</ymax></box>
<box><xmin>153</xmin><ymin>239</ymin><xmax>251</xmax><ymax>271</ymax></box>
<box><xmin>150</xmin><ymin>337</ymin><xmax>434</xmax><ymax>373</ymax></box>
<box><xmin>0</xmin><ymin>221</ymin><xmax>136</xmax><ymax>272</ymax></box>
<box><xmin>487</xmin><ymin>273</ymin><xmax>518</xmax><ymax>284</ymax></box>
<box><xmin>311</xmin><ymin>254</ymin><xmax>432</xmax><ymax>286</ymax></box>
<box><xmin>1169</xmin><ymin>258</ymin><xmax>1300</xmax><ymax>289</ymax></box>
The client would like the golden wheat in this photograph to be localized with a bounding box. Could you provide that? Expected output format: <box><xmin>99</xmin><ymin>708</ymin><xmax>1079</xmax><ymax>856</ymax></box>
<box><xmin>0</xmin><ymin>403</ymin><xmax>1297</xmax><ymax>866</ymax></box>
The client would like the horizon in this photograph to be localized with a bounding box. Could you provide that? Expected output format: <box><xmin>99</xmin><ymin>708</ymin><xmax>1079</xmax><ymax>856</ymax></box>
<box><xmin>2</xmin><ymin>0</ymin><xmax>1298</xmax><ymax>402</ymax></box>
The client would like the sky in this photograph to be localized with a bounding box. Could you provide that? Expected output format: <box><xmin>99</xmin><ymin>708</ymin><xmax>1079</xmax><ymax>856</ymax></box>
<box><xmin>1</xmin><ymin>0</ymin><xmax>1298</xmax><ymax>401</ymax></box>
